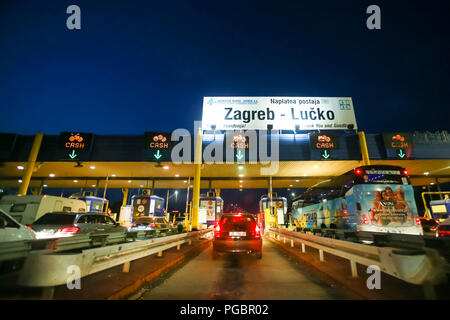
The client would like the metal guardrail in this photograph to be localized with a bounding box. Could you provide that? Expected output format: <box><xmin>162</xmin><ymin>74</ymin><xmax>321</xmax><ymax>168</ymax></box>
<box><xmin>268</xmin><ymin>228</ymin><xmax>449</xmax><ymax>287</ymax></box>
<box><xmin>16</xmin><ymin>229</ymin><xmax>213</xmax><ymax>289</ymax></box>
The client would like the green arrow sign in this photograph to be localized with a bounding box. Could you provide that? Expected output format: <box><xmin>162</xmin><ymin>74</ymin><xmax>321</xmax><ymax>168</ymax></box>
<box><xmin>398</xmin><ymin>149</ymin><xmax>406</xmax><ymax>159</ymax></box>
<box><xmin>69</xmin><ymin>150</ymin><xmax>77</xmax><ymax>159</ymax></box>
<box><xmin>154</xmin><ymin>150</ymin><xmax>162</xmax><ymax>160</ymax></box>
<box><xmin>321</xmin><ymin>150</ymin><xmax>331</xmax><ymax>160</ymax></box>
<box><xmin>236</xmin><ymin>150</ymin><xmax>244</xmax><ymax>160</ymax></box>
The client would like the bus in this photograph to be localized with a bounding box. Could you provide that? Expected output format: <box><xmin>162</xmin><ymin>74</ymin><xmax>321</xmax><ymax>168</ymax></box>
<box><xmin>291</xmin><ymin>165</ymin><xmax>423</xmax><ymax>235</ymax></box>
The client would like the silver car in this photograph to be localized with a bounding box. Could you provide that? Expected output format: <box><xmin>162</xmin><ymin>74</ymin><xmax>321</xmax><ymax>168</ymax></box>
<box><xmin>29</xmin><ymin>212</ymin><xmax>127</xmax><ymax>239</ymax></box>
<box><xmin>129</xmin><ymin>216</ymin><xmax>174</xmax><ymax>235</ymax></box>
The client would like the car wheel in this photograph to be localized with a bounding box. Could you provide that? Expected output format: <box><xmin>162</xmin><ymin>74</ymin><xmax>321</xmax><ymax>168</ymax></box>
<box><xmin>256</xmin><ymin>251</ymin><xmax>262</xmax><ymax>259</ymax></box>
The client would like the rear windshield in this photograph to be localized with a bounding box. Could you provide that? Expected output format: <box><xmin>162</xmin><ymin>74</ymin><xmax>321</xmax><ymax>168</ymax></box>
<box><xmin>421</xmin><ymin>219</ymin><xmax>438</xmax><ymax>226</ymax></box>
<box><xmin>33</xmin><ymin>214</ymin><xmax>76</xmax><ymax>225</ymax></box>
<box><xmin>355</xmin><ymin>168</ymin><xmax>409</xmax><ymax>185</ymax></box>
<box><xmin>221</xmin><ymin>215</ymin><xmax>256</xmax><ymax>226</ymax></box>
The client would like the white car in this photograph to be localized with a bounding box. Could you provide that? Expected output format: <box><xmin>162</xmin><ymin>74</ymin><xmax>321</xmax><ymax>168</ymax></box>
<box><xmin>0</xmin><ymin>209</ymin><xmax>36</xmax><ymax>242</ymax></box>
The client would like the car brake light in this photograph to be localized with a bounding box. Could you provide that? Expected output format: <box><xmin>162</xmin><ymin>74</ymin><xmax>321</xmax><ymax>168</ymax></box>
<box><xmin>214</xmin><ymin>223</ymin><xmax>221</xmax><ymax>237</ymax></box>
<box><xmin>254</xmin><ymin>224</ymin><xmax>261</xmax><ymax>238</ymax></box>
<box><xmin>150</xmin><ymin>223</ymin><xmax>156</xmax><ymax>227</ymax></box>
<box><xmin>435</xmin><ymin>219</ymin><xmax>439</xmax><ymax>224</ymax></box>
<box><xmin>438</xmin><ymin>230</ymin><xmax>450</xmax><ymax>237</ymax></box>
<box><xmin>355</xmin><ymin>168</ymin><xmax>362</xmax><ymax>175</ymax></box>
<box><xmin>131</xmin><ymin>223</ymin><xmax>136</xmax><ymax>227</ymax></box>
<box><xmin>403</xmin><ymin>170</ymin><xmax>408</xmax><ymax>175</ymax></box>
<box><xmin>362</xmin><ymin>215</ymin><xmax>370</xmax><ymax>224</ymax></box>
<box><xmin>27</xmin><ymin>225</ymin><xmax>34</xmax><ymax>231</ymax></box>
<box><xmin>415</xmin><ymin>218</ymin><xmax>421</xmax><ymax>225</ymax></box>
<box><xmin>59</xmin><ymin>227</ymin><xmax>80</xmax><ymax>234</ymax></box>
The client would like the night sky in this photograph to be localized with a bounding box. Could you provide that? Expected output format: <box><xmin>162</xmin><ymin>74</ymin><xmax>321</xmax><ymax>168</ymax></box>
<box><xmin>0</xmin><ymin>0</ymin><xmax>449</xmax><ymax>135</ymax></box>
<box><xmin>1</xmin><ymin>0</ymin><xmax>449</xmax><ymax>212</ymax></box>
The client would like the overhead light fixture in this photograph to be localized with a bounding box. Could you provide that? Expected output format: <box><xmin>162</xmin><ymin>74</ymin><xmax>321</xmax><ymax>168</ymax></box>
<box><xmin>140</xmin><ymin>185</ymin><xmax>144</xmax><ymax>188</ymax></box>
<box><xmin>430</xmin><ymin>182</ymin><xmax>435</xmax><ymax>185</ymax></box>
<box><xmin>128</xmin><ymin>180</ymin><xmax>132</xmax><ymax>183</ymax></box>
<box><xmin>424</xmin><ymin>172</ymin><xmax>429</xmax><ymax>176</ymax></box>
<box><xmin>238</xmin><ymin>174</ymin><xmax>244</xmax><ymax>177</ymax></box>
<box><xmin>111</xmin><ymin>174</ymin><xmax>116</xmax><ymax>177</ymax></box>
<box><xmin>240</xmin><ymin>185</ymin><xmax>243</xmax><ymax>188</ymax></box>
<box><xmin>43</xmin><ymin>184</ymin><xmax>48</xmax><ymax>187</ymax></box>
<box><xmin>92</xmin><ymin>185</ymin><xmax>96</xmax><ymax>187</ymax></box>
<box><xmin>49</xmin><ymin>173</ymin><xmax>55</xmax><ymax>178</ymax></box>
<box><xmin>296</xmin><ymin>180</ymin><xmax>299</xmax><ymax>182</ymax></box>
<box><xmin>90</xmin><ymin>166</ymin><xmax>96</xmax><ymax>170</ymax></box>
<box><xmin>163</xmin><ymin>166</ymin><xmax>169</xmax><ymax>170</ymax></box>
<box><xmin>291</xmin><ymin>193</ymin><xmax>295</xmax><ymax>196</ymax></box>
<box><xmin>17</xmin><ymin>165</ymin><xmax>24</xmax><ymax>170</ymax></box>
<box><xmin>239</xmin><ymin>180</ymin><xmax>243</xmax><ymax>183</ymax></box>
<box><xmin>303</xmin><ymin>173</ymin><xmax>308</xmax><ymax>177</ymax></box>
<box><xmin>183</xmin><ymin>180</ymin><xmax>187</xmax><ymax>183</ymax></box>
<box><xmin>73</xmin><ymin>180</ymin><xmax>78</xmax><ymax>183</ymax></box>
<box><xmin>238</xmin><ymin>165</ymin><xmax>244</xmax><ymax>170</ymax></box>
<box><xmin>175</xmin><ymin>174</ymin><xmax>179</xmax><ymax>177</ymax></box>
<box><xmin>18</xmin><ymin>179</ymin><xmax>22</xmax><ymax>183</ymax></box>
<box><xmin>314</xmin><ymin>165</ymin><xmax>319</xmax><ymax>169</ymax></box>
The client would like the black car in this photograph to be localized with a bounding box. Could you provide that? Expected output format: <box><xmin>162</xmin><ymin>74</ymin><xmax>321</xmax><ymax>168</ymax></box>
<box><xmin>436</xmin><ymin>218</ymin><xmax>450</xmax><ymax>238</ymax></box>
<box><xmin>212</xmin><ymin>213</ymin><xmax>262</xmax><ymax>259</ymax></box>
<box><xmin>29</xmin><ymin>212</ymin><xmax>127</xmax><ymax>239</ymax></box>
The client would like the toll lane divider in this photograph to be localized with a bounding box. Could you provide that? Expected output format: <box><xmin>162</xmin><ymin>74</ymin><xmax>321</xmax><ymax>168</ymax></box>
<box><xmin>16</xmin><ymin>229</ymin><xmax>213</xmax><ymax>293</ymax></box>
<box><xmin>268</xmin><ymin>228</ymin><xmax>449</xmax><ymax>287</ymax></box>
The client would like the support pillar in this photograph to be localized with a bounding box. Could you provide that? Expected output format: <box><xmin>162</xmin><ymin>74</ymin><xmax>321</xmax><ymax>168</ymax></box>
<box><xmin>192</xmin><ymin>128</ymin><xmax>202</xmax><ymax>230</ymax></box>
<box><xmin>358</xmin><ymin>131</ymin><xmax>371</xmax><ymax>166</ymax></box>
<box><xmin>18</xmin><ymin>132</ymin><xmax>43</xmax><ymax>195</ymax></box>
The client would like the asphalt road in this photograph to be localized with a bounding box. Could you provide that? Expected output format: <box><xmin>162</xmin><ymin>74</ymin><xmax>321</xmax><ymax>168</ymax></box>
<box><xmin>138</xmin><ymin>239</ymin><xmax>347</xmax><ymax>300</ymax></box>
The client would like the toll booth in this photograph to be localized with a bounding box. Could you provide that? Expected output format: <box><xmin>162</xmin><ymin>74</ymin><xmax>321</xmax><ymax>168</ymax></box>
<box><xmin>69</xmin><ymin>192</ymin><xmax>108</xmax><ymax>213</ymax></box>
<box><xmin>198</xmin><ymin>193</ymin><xmax>224</xmax><ymax>227</ymax></box>
<box><xmin>131</xmin><ymin>194</ymin><xmax>165</xmax><ymax>220</ymax></box>
<box><xmin>259</xmin><ymin>195</ymin><xmax>288</xmax><ymax>231</ymax></box>
<box><xmin>430</xmin><ymin>199</ymin><xmax>450</xmax><ymax>221</ymax></box>
<box><xmin>78</xmin><ymin>196</ymin><xmax>108</xmax><ymax>213</ymax></box>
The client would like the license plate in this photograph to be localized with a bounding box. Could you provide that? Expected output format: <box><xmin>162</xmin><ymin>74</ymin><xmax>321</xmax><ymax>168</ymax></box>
<box><xmin>229</xmin><ymin>231</ymin><xmax>246</xmax><ymax>237</ymax></box>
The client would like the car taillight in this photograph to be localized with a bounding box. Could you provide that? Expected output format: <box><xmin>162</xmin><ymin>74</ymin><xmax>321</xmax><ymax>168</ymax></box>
<box><xmin>438</xmin><ymin>230</ymin><xmax>450</xmax><ymax>237</ymax></box>
<box><xmin>415</xmin><ymin>217</ymin><xmax>421</xmax><ymax>225</ymax></box>
<box><xmin>362</xmin><ymin>215</ymin><xmax>370</xmax><ymax>224</ymax></box>
<box><xmin>435</xmin><ymin>219</ymin><xmax>440</xmax><ymax>224</ymax></box>
<box><xmin>27</xmin><ymin>225</ymin><xmax>34</xmax><ymax>231</ymax></box>
<box><xmin>355</xmin><ymin>168</ymin><xmax>363</xmax><ymax>175</ymax></box>
<box><xmin>59</xmin><ymin>227</ymin><xmax>79</xmax><ymax>234</ymax></box>
<box><xmin>150</xmin><ymin>223</ymin><xmax>156</xmax><ymax>227</ymax></box>
<box><xmin>215</xmin><ymin>224</ymin><xmax>220</xmax><ymax>232</ymax></box>
<box><xmin>403</xmin><ymin>170</ymin><xmax>408</xmax><ymax>175</ymax></box>
<box><xmin>254</xmin><ymin>224</ymin><xmax>261</xmax><ymax>238</ymax></box>
<box><xmin>214</xmin><ymin>223</ymin><xmax>221</xmax><ymax>237</ymax></box>
<box><xmin>131</xmin><ymin>223</ymin><xmax>136</xmax><ymax>227</ymax></box>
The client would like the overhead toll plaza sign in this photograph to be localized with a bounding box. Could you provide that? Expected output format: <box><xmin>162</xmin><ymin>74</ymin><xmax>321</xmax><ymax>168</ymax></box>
<box><xmin>58</xmin><ymin>132</ymin><xmax>94</xmax><ymax>160</ymax></box>
<box><xmin>202</xmin><ymin>97</ymin><xmax>358</xmax><ymax>131</ymax></box>
<box><xmin>382</xmin><ymin>132</ymin><xmax>413</xmax><ymax>159</ymax></box>
<box><xmin>143</xmin><ymin>132</ymin><xmax>173</xmax><ymax>162</ymax></box>
<box><xmin>309</xmin><ymin>132</ymin><xmax>340</xmax><ymax>160</ymax></box>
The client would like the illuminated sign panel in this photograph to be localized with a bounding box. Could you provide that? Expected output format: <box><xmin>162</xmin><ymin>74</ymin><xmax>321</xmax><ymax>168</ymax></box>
<box><xmin>202</xmin><ymin>97</ymin><xmax>358</xmax><ymax>131</ymax></box>
<box><xmin>382</xmin><ymin>132</ymin><xmax>413</xmax><ymax>159</ymax></box>
<box><xmin>309</xmin><ymin>132</ymin><xmax>340</xmax><ymax>160</ymax></box>
<box><xmin>58</xmin><ymin>132</ymin><xmax>94</xmax><ymax>160</ymax></box>
<box><xmin>59</xmin><ymin>132</ymin><xmax>93</xmax><ymax>150</ymax></box>
<box><xmin>309</xmin><ymin>133</ymin><xmax>340</xmax><ymax>150</ymax></box>
<box><xmin>144</xmin><ymin>132</ymin><xmax>173</xmax><ymax>161</ymax></box>
<box><xmin>231</xmin><ymin>134</ymin><xmax>249</xmax><ymax>149</ymax></box>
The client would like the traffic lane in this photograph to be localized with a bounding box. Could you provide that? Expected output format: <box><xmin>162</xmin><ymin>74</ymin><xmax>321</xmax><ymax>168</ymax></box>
<box><xmin>139</xmin><ymin>239</ymin><xmax>347</xmax><ymax>300</ymax></box>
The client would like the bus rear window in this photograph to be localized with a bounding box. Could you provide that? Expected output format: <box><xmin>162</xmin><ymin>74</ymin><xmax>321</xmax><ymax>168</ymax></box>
<box><xmin>357</xmin><ymin>169</ymin><xmax>409</xmax><ymax>185</ymax></box>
